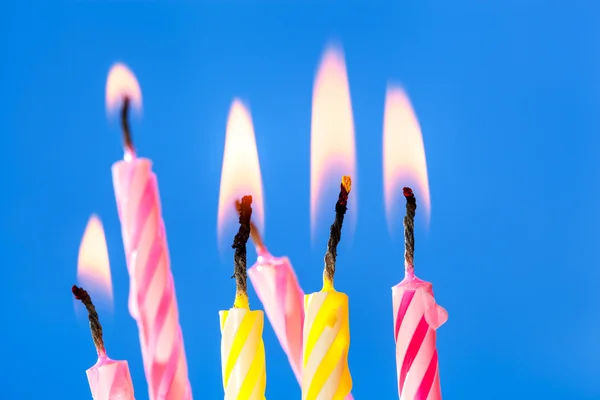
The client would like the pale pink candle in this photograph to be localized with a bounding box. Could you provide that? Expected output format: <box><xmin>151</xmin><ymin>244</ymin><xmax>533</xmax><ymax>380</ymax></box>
<box><xmin>73</xmin><ymin>285</ymin><xmax>135</xmax><ymax>400</ymax></box>
<box><xmin>106</xmin><ymin>63</ymin><xmax>192</xmax><ymax>400</ymax></box>
<box><xmin>248</xmin><ymin>247</ymin><xmax>304</xmax><ymax>383</ymax></box>
<box><xmin>393</xmin><ymin>188</ymin><xmax>447</xmax><ymax>400</ymax></box>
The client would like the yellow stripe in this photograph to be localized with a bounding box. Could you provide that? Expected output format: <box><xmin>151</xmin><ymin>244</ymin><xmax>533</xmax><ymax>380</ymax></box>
<box><xmin>223</xmin><ymin>311</ymin><xmax>257</xmax><ymax>387</ymax></box>
<box><xmin>305</xmin><ymin>333</ymin><xmax>344</xmax><ymax>399</ymax></box>
<box><xmin>238</xmin><ymin>337</ymin><xmax>266</xmax><ymax>400</ymax></box>
<box><xmin>220</xmin><ymin>310</ymin><xmax>229</xmax><ymax>331</ymax></box>
<box><xmin>303</xmin><ymin>292</ymin><xmax>352</xmax><ymax>399</ymax></box>
<box><xmin>304</xmin><ymin>293</ymin><xmax>344</xmax><ymax>366</ymax></box>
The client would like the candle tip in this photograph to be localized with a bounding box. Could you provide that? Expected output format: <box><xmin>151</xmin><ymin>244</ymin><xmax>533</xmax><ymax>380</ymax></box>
<box><xmin>232</xmin><ymin>195</ymin><xmax>253</xmax><ymax>308</ymax></box>
<box><xmin>323</xmin><ymin>176</ymin><xmax>351</xmax><ymax>289</ymax></box>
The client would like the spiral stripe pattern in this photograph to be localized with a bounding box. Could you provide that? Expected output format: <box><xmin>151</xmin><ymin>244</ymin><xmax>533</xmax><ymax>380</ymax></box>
<box><xmin>302</xmin><ymin>291</ymin><xmax>352</xmax><ymax>400</ymax></box>
<box><xmin>219</xmin><ymin>308</ymin><xmax>267</xmax><ymax>400</ymax></box>
<box><xmin>112</xmin><ymin>158</ymin><xmax>192</xmax><ymax>400</ymax></box>
<box><xmin>393</xmin><ymin>286</ymin><xmax>442</xmax><ymax>400</ymax></box>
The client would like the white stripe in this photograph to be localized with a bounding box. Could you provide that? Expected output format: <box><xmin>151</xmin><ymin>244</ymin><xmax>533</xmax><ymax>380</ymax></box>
<box><xmin>316</xmin><ymin>349</ymin><xmax>345</xmax><ymax>400</ymax></box>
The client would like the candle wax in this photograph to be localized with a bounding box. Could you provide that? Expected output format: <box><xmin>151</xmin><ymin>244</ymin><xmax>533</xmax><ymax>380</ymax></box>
<box><xmin>112</xmin><ymin>157</ymin><xmax>192</xmax><ymax>400</ymax></box>
<box><xmin>248</xmin><ymin>250</ymin><xmax>304</xmax><ymax>382</ymax></box>
<box><xmin>219</xmin><ymin>308</ymin><xmax>267</xmax><ymax>400</ymax></box>
<box><xmin>302</xmin><ymin>290</ymin><xmax>352</xmax><ymax>400</ymax></box>
<box><xmin>86</xmin><ymin>354</ymin><xmax>135</xmax><ymax>400</ymax></box>
<box><xmin>392</xmin><ymin>272</ymin><xmax>447</xmax><ymax>400</ymax></box>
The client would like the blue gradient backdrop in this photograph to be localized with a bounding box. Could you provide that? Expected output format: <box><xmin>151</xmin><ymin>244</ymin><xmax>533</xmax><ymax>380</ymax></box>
<box><xmin>1</xmin><ymin>1</ymin><xmax>600</xmax><ymax>399</ymax></box>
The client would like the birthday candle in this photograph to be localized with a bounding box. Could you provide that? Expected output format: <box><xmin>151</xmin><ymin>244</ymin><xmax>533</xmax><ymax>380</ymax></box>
<box><xmin>392</xmin><ymin>188</ymin><xmax>448</xmax><ymax>400</ymax></box>
<box><xmin>107</xmin><ymin>64</ymin><xmax>192</xmax><ymax>400</ymax></box>
<box><xmin>220</xmin><ymin>195</ymin><xmax>267</xmax><ymax>400</ymax></box>
<box><xmin>231</xmin><ymin>200</ymin><xmax>304</xmax><ymax>383</ymax></box>
<box><xmin>73</xmin><ymin>285</ymin><xmax>135</xmax><ymax>400</ymax></box>
<box><xmin>302</xmin><ymin>176</ymin><xmax>353</xmax><ymax>400</ymax></box>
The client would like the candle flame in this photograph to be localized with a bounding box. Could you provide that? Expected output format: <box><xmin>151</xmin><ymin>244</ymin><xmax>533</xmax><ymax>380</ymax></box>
<box><xmin>76</xmin><ymin>215</ymin><xmax>113</xmax><ymax>312</ymax></box>
<box><xmin>383</xmin><ymin>85</ymin><xmax>431</xmax><ymax>234</ymax></box>
<box><xmin>217</xmin><ymin>99</ymin><xmax>265</xmax><ymax>253</ymax></box>
<box><xmin>310</xmin><ymin>43</ymin><xmax>357</xmax><ymax>243</ymax></box>
<box><xmin>105</xmin><ymin>62</ymin><xmax>143</xmax><ymax>115</ymax></box>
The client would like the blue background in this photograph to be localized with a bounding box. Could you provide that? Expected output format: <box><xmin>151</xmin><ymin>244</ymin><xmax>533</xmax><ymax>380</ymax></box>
<box><xmin>1</xmin><ymin>1</ymin><xmax>600</xmax><ymax>399</ymax></box>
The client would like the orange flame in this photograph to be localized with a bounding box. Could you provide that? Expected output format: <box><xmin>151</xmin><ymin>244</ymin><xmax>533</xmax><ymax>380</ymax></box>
<box><xmin>310</xmin><ymin>44</ymin><xmax>357</xmax><ymax>242</ymax></box>
<box><xmin>76</xmin><ymin>215</ymin><xmax>113</xmax><ymax>312</ymax></box>
<box><xmin>217</xmin><ymin>99</ymin><xmax>265</xmax><ymax>251</ymax></box>
<box><xmin>383</xmin><ymin>85</ymin><xmax>431</xmax><ymax>233</ymax></box>
<box><xmin>105</xmin><ymin>62</ymin><xmax>143</xmax><ymax>115</ymax></box>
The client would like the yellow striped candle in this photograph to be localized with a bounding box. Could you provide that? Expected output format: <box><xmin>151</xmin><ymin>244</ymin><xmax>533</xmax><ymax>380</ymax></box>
<box><xmin>219</xmin><ymin>195</ymin><xmax>267</xmax><ymax>400</ymax></box>
<box><xmin>302</xmin><ymin>287</ymin><xmax>351</xmax><ymax>400</ymax></box>
<box><xmin>302</xmin><ymin>176</ymin><xmax>353</xmax><ymax>400</ymax></box>
<box><xmin>219</xmin><ymin>307</ymin><xmax>266</xmax><ymax>400</ymax></box>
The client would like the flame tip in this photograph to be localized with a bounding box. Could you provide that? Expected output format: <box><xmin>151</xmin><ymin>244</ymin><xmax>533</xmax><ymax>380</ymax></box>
<box><xmin>311</xmin><ymin>42</ymin><xmax>357</xmax><ymax>236</ymax></box>
<box><xmin>77</xmin><ymin>214</ymin><xmax>113</xmax><ymax>304</ymax></box>
<box><xmin>217</xmin><ymin>97</ymin><xmax>265</xmax><ymax>247</ymax></box>
<box><xmin>383</xmin><ymin>88</ymin><xmax>431</xmax><ymax>229</ymax></box>
<box><xmin>105</xmin><ymin>62</ymin><xmax>143</xmax><ymax>114</ymax></box>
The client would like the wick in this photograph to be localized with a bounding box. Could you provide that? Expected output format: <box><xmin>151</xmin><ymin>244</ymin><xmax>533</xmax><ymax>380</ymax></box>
<box><xmin>232</xmin><ymin>195</ymin><xmax>253</xmax><ymax>309</ymax></box>
<box><xmin>323</xmin><ymin>176</ymin><xmax>351</xmax><ymax>290</ymax></box>
<box><xmin>121</xmin><ymin>96</ymin><xmax>136</xmax><ymax>159</ymax></box>
<box><xmin>403</xmin><ymin>187</ymin><xmax>417</xmax><ymax>275</ymax></box>
<box><xmin>72</xmin><ymin>285</ymin><xmax>106</xmax><ymax>356</ymax></box>
<box><xmin>235</xmin><ymin>199</ymin><xmax>265</xmax><ymax>253</ymax></box>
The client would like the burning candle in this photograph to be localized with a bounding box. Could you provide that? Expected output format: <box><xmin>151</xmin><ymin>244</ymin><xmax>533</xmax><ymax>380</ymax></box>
<box><xmin>383</xmin><ymin>86</ymin><xmax>447</xmax><ymax>400</ymax></box>
<box><xmin>74</xmin><ymin>215</ymin><xmax>134</xmax><ymax>400</ymax></box>
<box><xmin>392</xmin><ymin>189</ymin><xmax>447</xmax><ymax>400</ymax></box>
<box><xmin>216</xmin><ymin>98</ymin><xmax>305</xmax><ymax>387</ymax></box>
<box><xmin>219</xmin><ymin>195</ymin><xmax>267</xmax><ymax>400</ymax></box>
<box><xmin>239</xmin><ymin>201</ymin><xmax>305</xmax><ymax>383</ymax></box>
<box><xmin>106</xmin><ymin>63</ymin><xmax>192</xmax><ymax>400</ymax></box>
<box><xmin>73</xmin><ymin>285</ymin><xmax>135</xmax><ymax>400</ymax></box>
<box><xmin>302</xmin><ymin>176</ymin><xmax>353</xmax><ymax>400</ymax></box>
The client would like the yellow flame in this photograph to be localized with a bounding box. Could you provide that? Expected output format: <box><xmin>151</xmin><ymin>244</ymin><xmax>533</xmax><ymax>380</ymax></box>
<box><xmin>105</xmin><ymin>62</ymin><xmax>143</xmax><ymax>115</ymax></box>
<box><xmin>310</xmin><ymin>44</ymin><xmax>357</xmax><ymax>242</ymax></box>
<box><xmin>217</xmin><ymin>99</ymin><xmax>265</xmax><ymax>249</ymax></box>
<box><xmin>383</xmin><ymin>85</ymin><xmax>431</xmax><ymax>232</ymax></box>
<box><xmin>76</xmin><ymin>215</ymin><xmax>113</xmax><ymax>311</ymax></box>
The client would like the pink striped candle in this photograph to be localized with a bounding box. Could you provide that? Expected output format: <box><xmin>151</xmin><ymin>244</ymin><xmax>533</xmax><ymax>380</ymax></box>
<box><xmin>392</xmin><ymin>271</ymin><xmax>447</xmax><ymax>400</ymax></box>
<box><xmin>392</xmin><ymin>187</ymin><xmax>447</xmax><ymax>400</ymax></box>
<box><xmin>107</xmin><ymin>63</ymin><xmax>192</xmax><ymax>400</ymax></box>
<box><xmin>248</xmin><ymin>248</ymin><xmax>304</xmax><ymax>382</ymax></box>
<box><xmin>73</xmin><ymin>285</ymin><xmax>135</xmax><ymax>400</ymax></box>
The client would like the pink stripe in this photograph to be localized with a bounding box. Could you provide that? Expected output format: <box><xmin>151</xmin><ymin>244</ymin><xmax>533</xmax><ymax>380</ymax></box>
<box><xmin>129</xmin><ymin>178</ymin><xmax>155</xmax><ymax>253</ymax></box>
<box><xmin>399</xmin><ymin>316</ymin><xmax>429</xmax><ymax>396</ymax></box>
<box><xmin>414</xmin><ymin>350</ymin><xmax>438</xmax><ymax>400</ymax></box>
<box><xmin>395</xmin><ymin>290</ymin><xmax>416</xmax><ymax>341</ymax></box>
<box><xmin>137</xmin><ymin>237</ymin><xmax>163</xmax><ymax>306</ymax></box>
<box><xmin>156</xmin><ymin>278</ymin><xmax>180</xmax><ymax>398</ymax></box>
<box><xmin>275</xmin><ymin>266</ymin><xmax>288</xmax><ymax>328</ymax></box>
